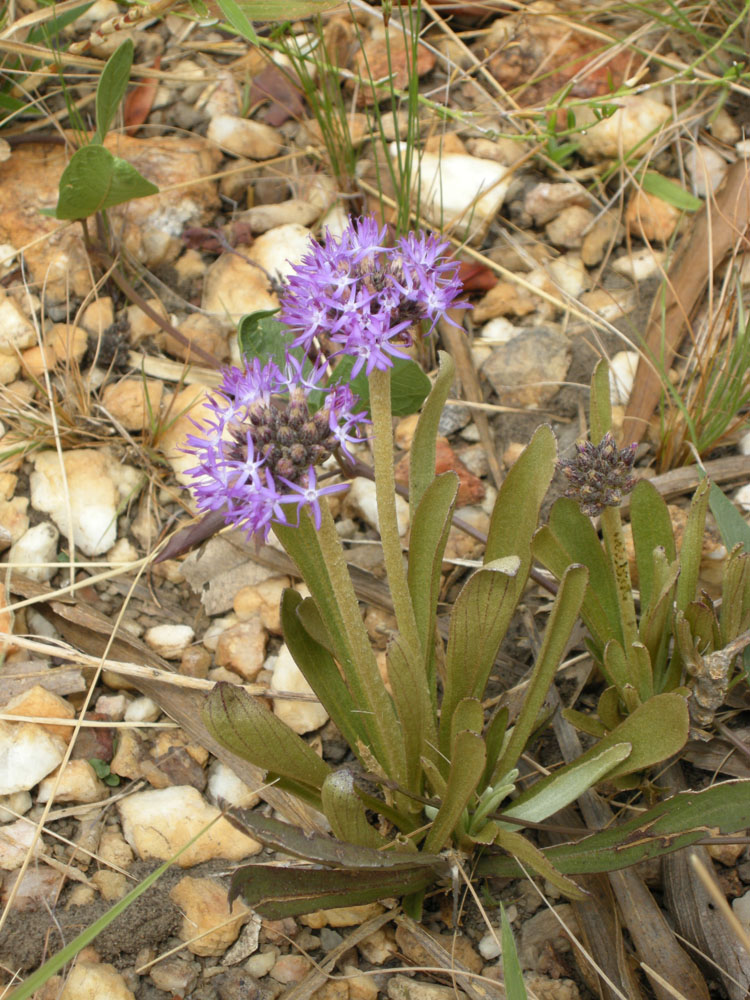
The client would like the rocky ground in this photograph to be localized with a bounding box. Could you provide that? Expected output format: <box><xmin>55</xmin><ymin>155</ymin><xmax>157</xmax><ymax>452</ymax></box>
<box><xmin>1</xmin><ymin>1</ymin><xmax>750</xmax><ymax>998</ymax></box>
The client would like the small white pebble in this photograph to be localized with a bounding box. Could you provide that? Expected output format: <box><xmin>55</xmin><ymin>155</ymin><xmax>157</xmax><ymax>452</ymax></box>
<box><xmin>124</xmin><ymin>696</ymin><xmax>161</xmax><ymax>724</ymax></box>
<box><xmin>609</xmin><ymin>351</ymin><xmax>639</xmax><ymax>406</ymax></box>
<box><xmin>739</xmin><ymin>430</ymin><xmax>750</xmax><ymax>456</ymax></box>
<box><xmin>734</xmin><ymin>484</ymin><xmax>750</xmax><ymax>512</ymax></box>
<box><xmin>145</xmin><ymin>623</ymin><xmax>195</xmax><ymax>659</ymax></box>
<box><xmin>478</xmin><ymin>932</ymin><xmax>502</xmax><ymax>961</ymax></box>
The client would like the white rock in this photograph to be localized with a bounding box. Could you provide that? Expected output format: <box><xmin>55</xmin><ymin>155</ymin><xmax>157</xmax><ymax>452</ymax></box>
<box><xmin>345</xmin><ymin>477</ymin><xmax>410</xmax><ymax>537</ymax></box>
<box><xmin>124</xmin><ymin>696</ymin><xmax>161</xmax><ymax>723</ymax></box>
<box><xmin>0</xmin><ymin>721</ymin><xmax>65</xmax><ymax>795</ymax></box>
<box><xmin>685</xmin><ymin>144</ymin><xmax>728</xmax><ymax>196</ymax></box>
<box><xmin>207</xmin><ymin>115</ymin><xmax>282</xmax><ymax>159</ymax></box>
<box><xmin>611</xmin><ymin>247</ymin><xmax>666</xmax><ymax>281</ymax></box>
<box><xmin>576</xmin><ymin>96</ymin><xmax>671</xmax><ymax>161</ymax></box>
<box><xmin>391</xmin><ymin>143</ymin><xmax>510</xmax><ymax>237</ymax></box>
<box><xmin>0</xmin><ymin>790</ymin><xmax>32</xmax><ymax>822</ymax></box>
<box><xmin>207</xmin><ymin>760</ymin><xmax>260</xmax><ymax>810</ymax></box>
<box><xmin>95</xmin><ymin>694</ymin><xmax>129</xmax><ymax>720</ymax></box>
<box><xmin>0</xmin><ymin>818</ymin><xmax>44</xmax><ymax>870</ymax></box>
<box><xmin>478</xmin><ymin>930</ymin><xmax>502</xmax><ymax>961</ymax></box>
<box><xmin>479</xmin><ymin>317</ymin><xmax>519</xmax><ymax>344</ymax></box>
<box><xmin>239</xmin><ymin>200</ymin><xmax>320</xmax><ymax>233</ymax></box>
<box><xmin>732</xmin><ymin>889</ymin><xmax>750</xmax><ymax>933</ymax></box>
<box><xmin>30</xmin><ymin>449</ymin><xmax>141</xmax><ymax>557</ymax></box>
<box><xmin>8</xmin><ymin>522</ymin><xmax>59</xmax><ymax>581</ymax></box>
<box><xmin>739</xmin><ymin>430</ymin><xmax>750</xmax><ymax>456</ymax></box>
<box><xmin>736</xmin><ymin>139</ymin><xmax>750</xmax><ymax>157</ymax></box>
<box><xmin>271</xmin><ymin>644</ymin><xmax>329</xmax><ymax>734</ymax></box>
<box><xmin>734</xmin><ymin>484</ymin><xmax>750</xmax><ymax>512</ymax></box>
<box><xmin>525</xmin><ymin>183</ymin><xmax>586</xmax><ymax>226</ymax></box>
<box><xmin>609</xmin><ymin>351</ymin><xmax>639</xmax><ymax>406</ymax></box>
<box><xmin>118</xmin><ymin>785</ymin><xmax>262</xmax><ymax>866</ymax></box>
<box><xmin>248</xmin><ymin>224</ymin><xmax>315</xmax><ymax>282</ymax></box>
<box><xmin>37</xmin><ymin>760</ymin><xmax>108</xmax><ymax>804</ymax></box>
<box><xmin>0</xmin><ymin>293</ymin><xmax>36</xmax><ymax>351</ymax></box>
<box><xmin>60</xmin><ymin>961</ymin><xmax>135</xmax><ymax>1000</ymax></box>
<box><xmin>144</xmin><ymin>623</ymin><xmax>195</xmax><ymax>659</ymax></box>
<box><xmin>202</xmin><ymin>614</ymin><xmax>239</xmax><ymax>652</ymax></box>
<box><xmin>544</xmin><ymin>254</ymin><xmax>589</xmax><ymax>299</ymax></box>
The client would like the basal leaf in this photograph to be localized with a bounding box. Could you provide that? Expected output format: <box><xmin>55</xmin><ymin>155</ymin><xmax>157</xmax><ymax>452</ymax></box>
<box><xmin>494</xmin><ymin>828</ymin><xmax>585</xmax><ymax>899</ymax></box>
<box><xmin>55</xmin><ymin>145</ymin><xmax>158</xmax><ymax>219</ymax></box>
<box><xmin>94</xmin><ymin>38</ymin><xmax>134</xmax><ymax>143</ymax></box>
<box><xmin>500</xmin><ymin>902</ymin><xmax>527</xmax><ymax>1000</ymax></box>
<box><xmin>214</xmin><ymin>0</ymin><xmax>260</xmax><ymax>42</ymax></box>
<box><xmin>203</xmin><ymin>682</ymin><xmax>329</xmax><ymax>794</ymax></box>
<box><xmin>321</xmin><ymin>770</ymin><xmax>386</xmax><ymax>849</ymax></box>
<box><xmin>478</xmin><ymin>780</ymin><xmax>750</xmax><ymax>877</ymax></box>
<box><xmin>676</xmin><ymin>478</ymin><xmax>711</xmax><ymax>611</ymax></box>
<box><xmin>229</xmin><ymin>862</ymin><xmax>437</xmax><ymax>920</ymax></box>
<box><xmin>386</xmin><ymin>633</ymin><xmax>436</xmax><ymax>795</ymax></box>
<box><xmin>630</xmin><ymin>479</ymin><xmax>676</xmax><ymax>610</ymax></box>
<box><xmin>707</xmin><ymin>479</ymin><xmax>750</xmax><ymax>556</ymax></box>
<box><xmin>423</xmin><ymin>730</ymin><xmax>486</xmax><ymax>853</ymax></box>
<box><xmin>409</xmin><ymin>350</ymin><xmax>455</xmax><ymax>512</ymax></box>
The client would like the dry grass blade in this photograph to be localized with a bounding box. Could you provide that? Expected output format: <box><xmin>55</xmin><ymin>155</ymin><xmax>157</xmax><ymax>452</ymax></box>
<box><xmin>622</xmin><ymin>158</ymin><xmax>750</xmax><ymax>446</ymax></box>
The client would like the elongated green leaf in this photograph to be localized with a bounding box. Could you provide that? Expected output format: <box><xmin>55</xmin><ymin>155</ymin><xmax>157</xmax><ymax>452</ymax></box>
<box><xmin>478</xmin><ymin>779</ymin><xmax>750</xmax><ymax>877</ymax></box>
<box><xmin>236</xmin><ymin>310</ymin><xmax>296</xmax><ymax>369</ymax></box>
<box><xmin>482</xmin><ymin>707</ymin><xmax>509</xmax><ymax>789</ymax></box>
<box><xmin>708</xmin><ymin>479</ymin><xmax>750</xmax><ymax>555</ymax></box>
<box><xmin>500</xmin><ymin>903</ymin><xmax>527</xmax><ymax>1000</ymax></box>
<box><xmin>589</xmin><ymin>359</ymin><xmax>612</xmax><ymax>445</ymax></box>
<box><xmin>423</xmin><ymin>730</ymin><xmax>486</xmax><ymax>854</ymax></box>
<box><xmin>409</xmin><ymin>351</ymin><xmax>455</xmax><ymax>512</ymax></box>
<box><xmin>274</xmin><ymin>515</ymin><xmax>404</xmax><ymax>783</ymax></box>
<box><xmin>407</xmin><ymin>472</ymin><xmax>458</xmax><ymax>661</ymax></box>
<box><xmin>451</xmin><ymin>698</ymin><xmax>484</xmax><ymax>747</ymax></box>
<box><xmin>495</xmin><ymin>564</ymin><xmax>588</xmax><ymax>778</ymax></box>
<box><xmin>501</xmin><ymin>744</ymin><xmax>631</xmax><ymax>825</ymax></box>
<box><xmin>203</xmin><ymin>682</ymin><xmax>329</xmax><ymax>794</ymax></box>
<box><xmin>229</xmin><ymin>863</ymin><xmax>437</xmax><ymax>919</ymax></box>
<box><xmin>215</xmin><ymin>0</ymin><xmax>260</xmax><ymax>42</ymax></box>
<box><xmin>94</xmin><ymin>38</ymin><xmax>134</xmax><ymax>143</ymax></box>
<box><xmin>719</xmin><ymin>547</ymin><xmax>750</xmax><ymax>644</ymax></box>
<box><xmin>676</xmin><ymin>478</ymin><xmax>711</xmax><ymax>611</ymax></box>
<box><xmin>602</xmin><ymin>640</ymin><xmax>632</xmax><ymax>698</ymax></box>
<box><xmin>281</xmin><ymin>591</ymin><xmax>366</xmax><ymax>754</ymax></box>
<box><xmin>55</xmin><ymin>145</ymin><xmax>158</xmax><ymax>219</ymax></box>
<box><xmin>494</xmin><ymin>828</ymin><xmax>585</xmax><ymax>899</ymax></box>
<box><xmin>229</xmin><ymin>807</ymin><xmax>450</xmax><ymax>872</ymax></box>
<box><xmin>534</xmin><ymin>498</ymin><xmax>621</xmax><ymax>653</ymax></box>
<box><xmin>485</xmin><ymin>424</ymin><xmax>556</xmax><ymax>574</ymax></box>
<box><xmin>642</xmin><ymin>172</ymin><xmax>702</xmax><ymax>212</ymax></box>
<box><xmin>386</xmin><ymin>633</ymin><xmax>436</xmax><ymax>795</ymax></box>
<box><xmin>321</xmin><ymin>770</ymin><xmax>386</xmax><ymax>849</ymax></box>
<box><xmin>440</xmin><ymin>557</ymin><xmax>521</xmax><ymax>756</ymax></box>
<box><xmin>630</xmin><ymin>479</ymin><xmax>676</xmax><ymax>611</ymax></box>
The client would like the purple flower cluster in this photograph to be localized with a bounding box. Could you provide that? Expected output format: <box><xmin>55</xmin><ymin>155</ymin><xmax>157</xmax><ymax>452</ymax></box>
<box><xmin>279</xmin><ymin>216</ymin><xmax>466</xmax><ymax>377</ymax></box>
<box><xmin>184</xmin><ymin>355</ymin><xmax>367</xmax><ymax>540</ymax></box>
<box><xmin>558</xmin><ymin>432</ymin><xmax>637</xmax><ymax>517</ymax></box>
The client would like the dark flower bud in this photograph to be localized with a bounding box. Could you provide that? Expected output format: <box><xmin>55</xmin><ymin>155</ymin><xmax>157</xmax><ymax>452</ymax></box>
<box><xmin>558</xmin><ymin>432</ymin><xmax>637</xmax><ymax>517</ymax></box>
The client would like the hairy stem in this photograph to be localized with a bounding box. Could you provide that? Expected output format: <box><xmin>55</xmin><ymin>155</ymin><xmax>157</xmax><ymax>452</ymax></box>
<box><xmin>600</xmin><ymin>505</ymin><xmax>640</xmax><ymax>657</ymax></box>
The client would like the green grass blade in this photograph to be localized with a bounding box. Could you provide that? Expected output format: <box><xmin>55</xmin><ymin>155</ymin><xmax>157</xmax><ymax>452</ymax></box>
<box><xmin>500</xmin><ymin>902</ymin><xmax>528</xmax><ymax>1000</ymax></box>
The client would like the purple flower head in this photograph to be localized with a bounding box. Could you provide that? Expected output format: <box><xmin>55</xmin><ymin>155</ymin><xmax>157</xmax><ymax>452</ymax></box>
<box><xmin>279</xmin><ymin>216</ymin><xmax>468</xmax><ymax>372</ymax></box>
<box><xmin>183</xmin><ymin>352</ymin><xmax>368</xmax><ymax>541</ymax></box>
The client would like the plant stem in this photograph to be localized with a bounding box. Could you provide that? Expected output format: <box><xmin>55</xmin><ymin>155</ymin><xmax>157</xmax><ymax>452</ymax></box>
<box><xmin>600</xmin><ymin>505</ymin><xmax>640</xmax><ymax>656</ymax></box>
<box><xmin>368</xmin><ymin>367</ymin><xmax>422</xmax><ymax>659</ymax></box>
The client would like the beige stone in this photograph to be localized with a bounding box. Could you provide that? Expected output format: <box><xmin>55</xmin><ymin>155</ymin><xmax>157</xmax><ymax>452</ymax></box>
<box><xmin>233</xmin><ymin>576</ymin><xmax>288</xmax><ymax>634</ymax></box>
<box><xmin>215</xmin><ymin>617</ymin><xmax>268</xmax><ymax>681</ymax></box>
<box><xmin>164</xmin><ymin>312</ymin><xmax>229</xmax><ymax>363</ymax></box>
<box><xmin>98</xmin><ymin>827</ymin><xmax>134</xmax><ymax>869</ymax></box>
<box><xmin>0</xmin><ymin>817</ymin><xmax>45</xmax><ymax>870</ymax></box>
<box><xmin>170</xmin><ymin>875</ymin><xmax>249</xmax><ymax>956</ymax></box>
<box><xmin>207</xmin><ymin>115</ymin><xmax>282</xmax><ymax>159</ymax></box>
<box><xmin>576</xmin><ymin>96</ymin><xmax>671</xmax><ymax>161</ymax></box>
<box><xmin>344</xmin><ymin>965</ymin><xmax>378</xmax><ymax>1000</ymax></box>
<box><xmin>0</xmin><ymin>496</ymin><xmax>28</xmax><ymax>547</ymax></box>
<box><xmin>270</xmin><ymin>954</ymin><xmax>312</xmax><ymax>984</ymax></box>
<box><xmin>0</xmin><ymin>292</ymin><xmax>36</xmax><ymax>350</ymax></box>
<box><xmin>271</xmin><ymin>643</ymin><xmax>329</xmax><ymax>734</ymax></box>
<box><xmin>20</xmin><ymin>324</ymin><xmax>87</xmax><ymax>376</ymax></box>
<box><xmin>101</xmin><ymin>378</ymin><xmax>164</xmax><ymax>432</ymax></box>
<box><xmin>37</xmin><ymin>760</ymin><xmax>108</xmax><ymax>804</ymax></box>
<box><xmin>0</xmin><ymin>351</ymin><xmax>20</xmax><ymax>384</ymax></box>
<box><xmin>301</xmin><ymin>903</ymin><xmax>384</xmax><ymax>929</ymax></box>
<box><xmin>357</xmin><ymin>926</ymin><xmax>397</xmax><ymax>964</ymax></box>
<box><xmin>60</xmin><ymin>961</ymin><xmax>135</xmax><ymax>1000</ymax></box>
<box><xmin>80</xmin><ymin>296</ymin><xmax>114</xmax><ymax>336</ymax></box>
<box><xmin>91</xmin><ymin>870</ymin><xmax>128</xmax><ymax>900</ymax></box>
<box><xmin>118</xmin><ymin>786</ymin><xmax>262</xmax><ymax>867</ymax></box>
<box><xmin>157</xmin><ymin>385</ymin><xmax>217</xmax><ymax>483</ymax></box>
<box><xmin>626</xmin><ymin>184</ymin><xmax>681</xmax><ymax>242</ymax></box>
<box><xmin>1</xmin><ymin>684</ymin><xmax>75</xmax><ymax>739</ymax></box>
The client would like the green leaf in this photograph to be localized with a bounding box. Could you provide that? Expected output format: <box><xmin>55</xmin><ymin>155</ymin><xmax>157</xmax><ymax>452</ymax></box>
<box><xmin>94</xmin><ymin>38</ymin><xmax>134</xmax><ymax>143</ymax></box>
<box><xmin>55</xmin><ymin>145</ymin><xmax>159</xmax><ymax>220</ymax></box>
<box><xmin>630</xmin><ymin>479</ymin><xmax>676</xmax><ymax>610</ymax></box>
<box><xmin>423</xmin><ymin>729</ymin><xmax>486</xmax><ymax>853</ymax></box>
<box><xmin>494</xmin><ymin>828</ymin><xmax>585</xmax><ymax>899</ymax></box>
<box><xmin>386</xmin><ymin>633</ymin><xmax>437</xmax><ymax>796</ymax></box>
<box><xmin>676</xmin><ymin>478</ymin><xmax>711</xmax><ymax>611</ymax></box>
<box><xmin>321</xmin><ymin>770</ymin><xmax>386</xmax><ymax>849</ymax></box>
<box><xmin>214</xmin><ymin>0</ymin><xmax>260</xmax><ymax>42</ymax></box>
<box><xmin>407</xmin><ymin>472</ymin><xmax>458</xmax><ymax>664</ymax></box>
<box><xmin>478</xmin><ymin>779</ymin><xmax>750</xmax><ymax>877</ymax></box>
<box><xmin>501</xmin><ymin>743</ymin><xmax>631</xmax><ymax>825</ymax></box>
<box><xmin>494</xmin><ymin>564</ymin><xmax>588</xmax><ymax>778</ymax></box>
<box><xmin>229</xmin><ymin>863</ymin><xmax>437</xmax><ymax>920</ymax></box>
<box><xmin>707</xmin><ymin>480</ymin><xmax>750</xmax><ymax>555</ymax></box>
<box><xmin>236</xmin><ymin>310</ymin><xmax>301</xmax><ymax>370</ymax></box>
<box><xmin>329</xmin><ymin>355</ymin><xmax>430</xmax><ymax>418</ymax></box>
<box><xmin>641</xmin><ymin>172</ymin><xmax>703</xmax><ymax>212</ymax></box>
<box><xmin>281</xmin><ymin>590</ymin><xmax>367</xmax><ymax>755</ymax></box>
<box><xmin>409</xmin><ymin>351</ymin><xmax>455</xmax><ymax>512</ymax></box>
<box><xmin>440</xmin><ymin>557</ymin><xmax>521</xmax><ymax>757</ymax></box>
<box><xmin>500</xmin><ymin>903</ymin><xmax>527</xmax><ymax>1000</ymax></box>
<box><xmin>589</xmin><ymin>359</ymin><xmax>612</xmax><ymax>445</ymax></box>
<box><xmin>202</xmin><ymin>682</ymin><xmax>329</xmax><ymax>795</ymax></box>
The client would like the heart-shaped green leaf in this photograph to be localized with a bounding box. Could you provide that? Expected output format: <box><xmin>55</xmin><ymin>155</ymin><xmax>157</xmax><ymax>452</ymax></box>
<box><xmin>55</xmin><ymin>145</ymin><xmax>159</xmax><ymax>220</ymax></box>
